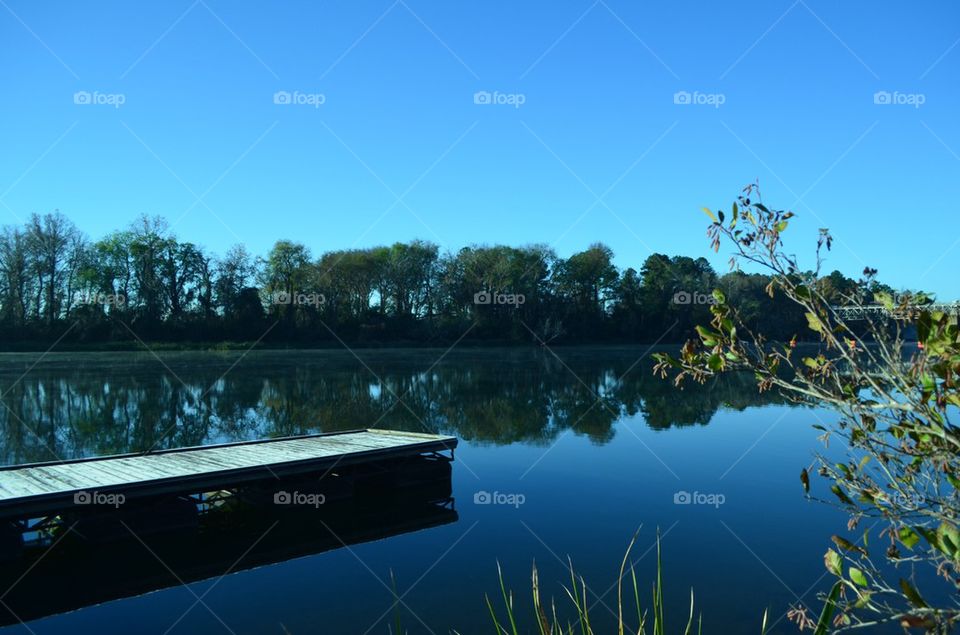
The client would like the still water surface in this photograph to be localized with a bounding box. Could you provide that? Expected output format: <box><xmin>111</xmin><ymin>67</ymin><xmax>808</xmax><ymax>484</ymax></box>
<box><xmin>0</xmin><ymin>348</ymin><xmax>848</xmax><ymax>634</ymax></box>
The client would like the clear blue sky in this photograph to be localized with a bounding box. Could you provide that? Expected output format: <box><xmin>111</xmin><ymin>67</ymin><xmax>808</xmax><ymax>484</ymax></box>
<box><xmin>2</xmin><ymin>1</ymin><xmax>959</xmax><ymax>296</ymax></box>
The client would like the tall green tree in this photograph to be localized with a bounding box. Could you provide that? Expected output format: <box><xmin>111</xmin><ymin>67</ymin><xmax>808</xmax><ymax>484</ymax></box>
<box><xmin>0</xmin><ymin>227</ymin><xmax>29</xmax><ymax>327</ymax></box>
<box><xmin>215</xmin><ymin>244</ymin><xmax>258</xmax><ymax>316</ymax></box>
<box><xmin>25</xmin><ymin>211</ymin><xmax>80</xmax><ymax>325</ymax></box>
<box><xmin>128</xmin><ymin>215</ymin><xmax>170</xmax><ymax>322</ymax></box>
<box><xmin>261</xmin><ymin>240</ymin><xmax>313</xmax><ymax>326</ymax></box>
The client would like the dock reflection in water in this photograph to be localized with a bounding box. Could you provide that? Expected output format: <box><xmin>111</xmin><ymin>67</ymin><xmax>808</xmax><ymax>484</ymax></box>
<box><xmin>0</xmin><ymin>468</ymin><xmax>456</xmax><ymax>626</ymax></box>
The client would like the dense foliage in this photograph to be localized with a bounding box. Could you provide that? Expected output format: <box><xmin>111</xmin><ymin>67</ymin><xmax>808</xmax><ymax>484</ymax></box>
<box><xmin>0</xmin><ymin>212</ymin><xmax>902</xmax><ymax>348</ymax></box>
<box><xmin>655</xmin><ymin>184</ymin><xmax>960</xmax><ymax>633</ymax></box>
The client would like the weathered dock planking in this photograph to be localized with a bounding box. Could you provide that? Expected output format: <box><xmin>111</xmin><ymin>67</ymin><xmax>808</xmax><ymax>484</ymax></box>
<box><xmin>0</xmin><ymin>429</ymin><xmax>457</xmax><ymax>519</ymax></box>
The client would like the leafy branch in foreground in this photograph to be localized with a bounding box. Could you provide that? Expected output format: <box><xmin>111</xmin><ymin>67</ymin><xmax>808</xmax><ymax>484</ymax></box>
<box><xmin>654</xmin><ymin>183</ymin><xmax>960</xmax><ymax>633</ymax></box>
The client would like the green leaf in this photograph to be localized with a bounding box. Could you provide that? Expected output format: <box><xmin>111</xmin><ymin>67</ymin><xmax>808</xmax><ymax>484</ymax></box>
<box><xmin>695</xmin><ymin>325</ymin><xmax>718</xmax><ymax>347</ymax></box>
<box><xmin>712</xmin><ymin>289</ymin><xmax>726</xmax><ymax>304</ymax></box>
<box><xmin>707</xmin><ymin>354</ymin><xmax>723</xmax><ymax>371</ymax></box>
<box><xmin>831</xmin><ymin>486</ymin><xmax>855</xmax><ymax>506</ymax></box>
<box><xmin>702</xmin><ymin>207</ymin><xmax>717</xmax><ymax>222</ymax></box>
<box><xmin>915</xmin><ymin>526</ymin><xmax>939</xmax><ymax>550</ymax></box>
<box><xmin>775</xmin><ymin>220</ymin><xmax>788</xmax><ymax>232</ymax></box>
<box><xmin>832</xmin><ymin>534</ymin><xmax>867</xmax><ymax>556</ymax></box>
<box><xmin>824</xmin><ymin>549</ymin><xmax>842</xmax><ymax>576</ymax></box>
<box><xmin>805</xmin><ymin>312</ymin><xmax>823</xmax><ymax>334</ymax></box>
<box><xmin>800</xmin><ymin>468</ymin><xmax>810</xmax><ymax>494</ymax></box>
<box><xmin>916</xmin><ymin>310</ymin><xmax>933</xmax><ymax>344</ymax></box>
<box><xmin>848</xmin><ymin>567</ymin><xmax>868</xmax><ymax>587</ymax></box>
<box><xmin>936</xmin><ymin>522</ymin><xmax>960</xmax><ymax>558</ymax></box>
<box><xmin>899</xmin><ymin>578</ymin><xmax>927</xmax><ymax>608</ymax></box>
<box><xmin>813</xmin><ymin>582</ymin><xmax>842</xmax><ymax>635</ymax></box>
<box><xmin>898</xmin><ymin>526</ymin><xmax>920</xmax><ymax>549</ymax></box>
<box><xmin>874</xmin><ymin>291</ymin><xmax>893</xmax><ymax>309</ymax></box>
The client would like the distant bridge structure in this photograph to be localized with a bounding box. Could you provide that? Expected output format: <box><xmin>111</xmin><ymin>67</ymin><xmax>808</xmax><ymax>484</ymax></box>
<box><xmin>829</xmin><ymin>303</ymin><xmax>960</xmax><ymax>321</ymax></box>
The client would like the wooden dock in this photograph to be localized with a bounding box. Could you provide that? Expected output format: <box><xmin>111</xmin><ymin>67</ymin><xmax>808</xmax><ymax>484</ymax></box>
<box><xmin>0</xmin><ymin>429</ymin><xmax>457</xmax><ymax>519</ymax></box>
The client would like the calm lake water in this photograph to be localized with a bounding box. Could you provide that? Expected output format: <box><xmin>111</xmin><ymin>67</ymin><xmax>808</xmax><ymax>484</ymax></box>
<box><xmin>0</xmin><ymin>347</ymin><xmax>853</xmax><ymax>634</ymax></box>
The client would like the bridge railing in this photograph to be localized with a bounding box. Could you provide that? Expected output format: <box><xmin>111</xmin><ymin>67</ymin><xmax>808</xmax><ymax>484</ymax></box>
<box><xmin>828</xmin><ymin>303</ymin><xmax>960</xmax><ymax>321</ymax></box>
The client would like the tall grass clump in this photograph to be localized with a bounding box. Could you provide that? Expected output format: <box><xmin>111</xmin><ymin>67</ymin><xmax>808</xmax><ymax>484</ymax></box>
<box><xmin>470</xmin><ymin>529</ymin><xmax>799</xmax><ymax>635</ymax></box>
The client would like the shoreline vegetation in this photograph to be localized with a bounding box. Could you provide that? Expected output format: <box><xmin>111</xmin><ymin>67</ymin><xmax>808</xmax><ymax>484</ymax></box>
<box><xmin>0</xmin><ymin>213</ymin><xmax>915</xmax><ymax>351</ymax></box>
<box><xmin>0</xmin><ymin>340</ymin><xmax>838</xmax><ymax>353</ymax></box>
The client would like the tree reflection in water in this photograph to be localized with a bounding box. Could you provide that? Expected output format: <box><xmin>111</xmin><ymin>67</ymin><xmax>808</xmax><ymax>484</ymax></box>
<box><xmin>0</xmin><ymin>348</ymin><xmax>789</xmax><ymax>465</ymax></box>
